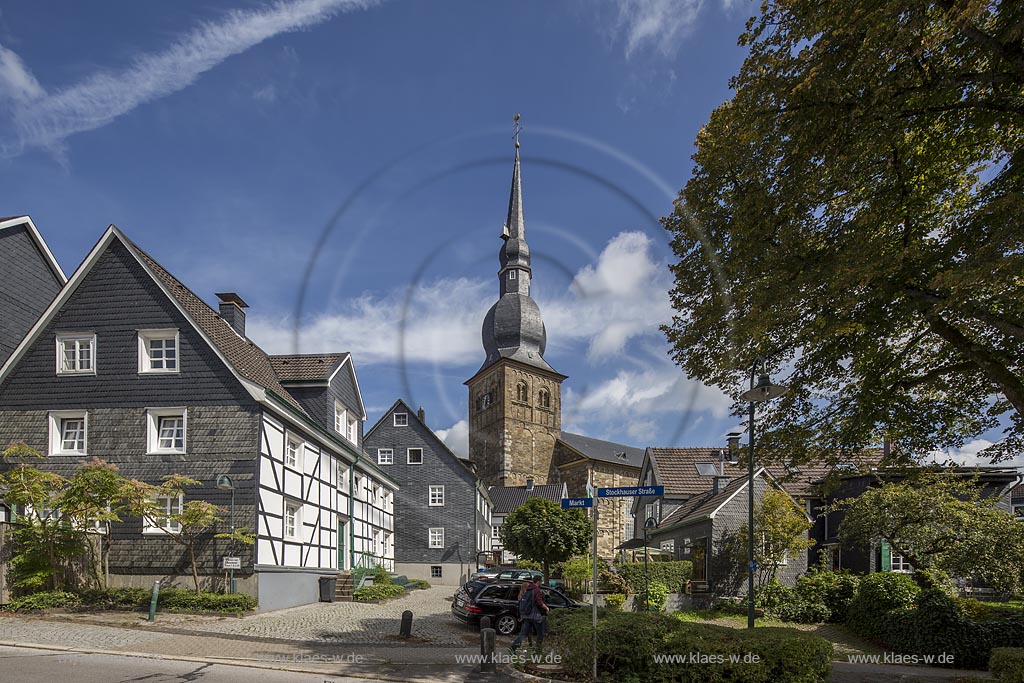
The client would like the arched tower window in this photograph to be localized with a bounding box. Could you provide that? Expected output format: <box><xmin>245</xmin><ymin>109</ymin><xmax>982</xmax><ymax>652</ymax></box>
<box><xmin>538</xmin><ymin>388</ymin><xmax>551</xmax><ymax>409</ymax></box>
<box><xmin>515</xmin><ymin>381</ymin><xmax>528</xmax><ymax>403</ymax></box>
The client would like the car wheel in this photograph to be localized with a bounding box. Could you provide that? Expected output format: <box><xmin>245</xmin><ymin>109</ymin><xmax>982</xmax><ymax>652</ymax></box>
<box><xmin>495</xmin><ymin>613</ymin><xmax>518</xmax><ymax>635</ymax></box>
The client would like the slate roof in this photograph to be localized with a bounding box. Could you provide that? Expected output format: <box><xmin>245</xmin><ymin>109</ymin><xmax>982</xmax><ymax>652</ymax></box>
<box><xmin>558</xmin><ymin>432</ymin><xmax>645</xmax><ymax>469</ymax></box>
<box><xmin>1013</xmin><ymin>484</ymin><xmax>1024</xmax><ymax>501</ymax></box>
<box><xmin>647</xmin><ymin>447</ymin><xmax>880</xmax><ymax>498</ymax></box>
<box><xmin>270</xmin><ymin>353</ymin><xmax>348</xmax><ymax>382</ymax></box>
<box><xmin>657</xmin><ymin>476</ymin><xmax>749</xmax><ymax>529</ymax></box>
<box><xmin>122</xmin><ymin>234</ymin><xmax>309</xmax><ymax>416</ymax></box>
<box><xmin>489</xmin><ymin>483</ymin><xmax>564</xmax><ymax>514</ymax></box>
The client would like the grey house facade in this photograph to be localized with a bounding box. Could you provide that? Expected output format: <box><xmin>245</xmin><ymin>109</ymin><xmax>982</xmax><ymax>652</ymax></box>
<box><xmin>0</xmin><ymin>226</ymin><xmax>396</xmax><ymax>610</ymax></box>
<box><xmin>0</xmin><ymin>216</ymin><xmax>66</xmax><ymax>369</ymax></box>
<box><xmin>363</xmin><ymin>400</ymin><xmax>491</xmax><ymax>585</ymax></box>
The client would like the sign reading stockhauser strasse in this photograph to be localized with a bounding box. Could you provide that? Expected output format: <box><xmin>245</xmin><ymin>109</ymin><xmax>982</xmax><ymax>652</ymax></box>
<box><xmin>597</xmin><ymin>485</ymin><xmax>665</xmax><ymax>498</ymax></box>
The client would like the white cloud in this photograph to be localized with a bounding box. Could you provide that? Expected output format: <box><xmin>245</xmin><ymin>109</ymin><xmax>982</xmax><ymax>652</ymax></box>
<box><xmin>253</xmin><ymin>84</ymin><xmax>278</xmax><ymax>103</ymax></box>
<box><xmin>0</xmin><ymin>0</ymin><xmax>380</xmax><ymax>157</ymax></box>
<box><xmin>434</xmin><ymin>419</ymin><xmax>469</xmax><ymax>459</ymax></box>
<box><xmin>610</xmin><ymin>0</ymin><xmax>704</xmax><ymax>59</ymax></box>
<box><xmin>932</xmin><ymin>439</ymin><xmax>1024</xmax><ymax>468</ymax></box>
<box><xmin>0</xmin><ymin>44</ymin><xmax>45</xmax><ymax>105</ymax></box>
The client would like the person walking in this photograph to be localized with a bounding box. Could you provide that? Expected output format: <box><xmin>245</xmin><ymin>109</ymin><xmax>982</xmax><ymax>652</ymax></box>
<box><xmin>509</xmin><ymin>576</ymin><xmax>548</xmax><ymax>653</ymax></box>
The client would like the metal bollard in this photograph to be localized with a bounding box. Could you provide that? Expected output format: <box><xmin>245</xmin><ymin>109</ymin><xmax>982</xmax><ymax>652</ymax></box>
<box><xmin>480</xmin><ymin>627</ymin><xmax>496</xmax><ymax>674</ymax></box>
<box><xmin>147</xmin><ymin>580</ymin><xmax>161</xmax><ymax>622</ymax></box>
<box><xmin>400</xmin><ymin>610</ymin><xmax>413</xmax><ymax>638</ymax></box>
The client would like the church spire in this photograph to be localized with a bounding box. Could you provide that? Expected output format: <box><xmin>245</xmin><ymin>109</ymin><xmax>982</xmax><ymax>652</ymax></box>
<box><xmin>504</xmin><ymin>145</ymin><xmax>524</xmax><ymax>241</ymax></box>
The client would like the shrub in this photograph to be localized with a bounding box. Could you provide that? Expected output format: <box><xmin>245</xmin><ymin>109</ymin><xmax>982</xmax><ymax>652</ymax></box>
<box><xmin>991</xmin><ymin>648</ymin><xmax>1024</xmax><ymax>683</ymax></box>
<box><xmin>846</xmin><ymin>572</ymin><xmax>920</xmax><ymax>637</ymax></box>
<box><xmin>407</xmin><ymin>579</ymin><xmax>430</xmax><ymax>590</ymax></box>
<box><xmin>353</xmin><ymin>583</ymin><xmax>405</xmax><ymax>601</ymax></box>
<box><xmin>77</xmin><ymin>587</ymin><xmax>151</xmax><ymax>610</ymax></box>
<box><xmin>157</xmin><ymin>588</ymin><xmax>257</xmax><ymax>613</ymax></box>
<box><xmin>9</xmin><ymin>590</ymin><xmax>81</xmax><ymax>612</ymax></box>
<box><xmin>644</xmin><ymin>580</ymin><xmax>669</xmax><ymax>611</ymax></box>
<box><xmin>371</xmin><ymin>565</ymin><xmax>393</xmax><ymax>585</ymax></box>
<box><xmin>515</xmin><ymin>559</ymin><xmax>541</xmax><ymax>570</ymax></box>
<box><xmin>604</xmin><ymin>593</ymin><xmax>626</xmax><ymax>610</ymax></box>
<box><xmin>795</xmin><ymin>570</ymin><xmax>859</xmax><ymax>623</ymax></box>
<box><xmin>617</xmin><ymin>561</ymin><xmax>693</xmax><ymax>594</ymax></box>
<box><xmin>547</xmin><ymin>609</ymin><xmax>832</xmax><ymax>682</ymax></box>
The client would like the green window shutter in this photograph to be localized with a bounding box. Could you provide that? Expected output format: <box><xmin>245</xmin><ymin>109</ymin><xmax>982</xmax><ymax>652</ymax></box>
<box><xmin>880</xmin><ymin>541</ymin><xmax>892</xmax><ymax>572</ymax></box>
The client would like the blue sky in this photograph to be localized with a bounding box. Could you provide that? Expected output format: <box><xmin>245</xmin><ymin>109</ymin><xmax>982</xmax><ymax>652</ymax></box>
<box><xmin>0</xmin><ymin>1</ymin><xmax>1005</xmax><ymax>464</ymax></box>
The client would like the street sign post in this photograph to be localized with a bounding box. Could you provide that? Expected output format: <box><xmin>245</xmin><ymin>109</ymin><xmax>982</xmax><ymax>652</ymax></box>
<box><xmin>561</xmin><ymin>497</ymin><xmax>594</xmax><ymax>509</ymax></box>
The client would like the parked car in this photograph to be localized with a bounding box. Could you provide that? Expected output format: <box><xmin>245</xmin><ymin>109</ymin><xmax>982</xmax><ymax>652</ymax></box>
<box><xmin>475</xmin><ymin>566</ymin><xmax>545</xmax><ymax>583</ymax></box>
<box><xmin>451</xmin><ymin>580</ymin><xmax>580</xmax><ymax>635</ymax></box>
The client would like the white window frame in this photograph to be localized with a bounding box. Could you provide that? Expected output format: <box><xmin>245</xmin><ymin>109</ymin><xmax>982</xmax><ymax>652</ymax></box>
<box><xmin>377</xmin><ymin>448</ymin><xmax>393</xmax><ymax>465</ymax></box>
<box><xmin>48</xmin><ymin>410</ymin><xmax>88</xmax><ymax>456</ymax></box>
<box><xmin>1013</xmin><ymin>503</ymin><xmax>1024</xmax><ymax>521</ymax></box>
<box><xmin>508</xmin><ymin>270</ymin><xmax>517</xmax><ymax>280</ymax></box>
<box><xmin>137</xmin><ymin>329</ymin><xmax>179</xmax><ymax>374</ymax></box>
<box><xmin>55</xmin><ymin>333</ymin><xmax>96</xmax><ymax>375</ymax></box>
<box><xmin>660</xmin><ymin>539</ymin><xmax>675</xmax><ymax>552</ymax></box>
<box><xmin>393</xmin><ymin>413</ymin><xmax>408</xmax><ymax>427</ymax></box>
<box><xmin>429</xmin><ymin>527</ymin><xmax>444</xmax><ymax>548</ymax></box>
<box><xmin>146</xmin><ymin>408</ymin><xmax>187</xmax><ymax>454</ymax></box>
<box><xmin>429</xmin><ymin>485</ymin><xmax>445</xmax><ymax>507</ymax></box>
<box><xmin>334</xmin><ymin>402</ymin><xmax>346</xmax><ymax>435</ymax></box>
<box><xmin>347</xmin><ymin>415</ymin><xmax>358</xmax><ymax>444</ymax></box>
<box><xmin>337</xmin><ymin>460</ymin><xmax>350</xmax><ymax>492</ymax></box>
<box><xmin>284</xmin><ymin>499</ymin><xmax>302</xmax><ymax>540</ymax></box>
<box><xmin>891</xmin><ymin>552</ymin><xmax>913</xmax><ymax>573</ymax></box>
<box><xmin>285</xmin><ymin>435</ymin><xmax>303</xmax><ymax>470</ymax></box>
<box><xmin>143</xmin><ymin>494</ymin><xmax>183</xmax><ymax>534</ymax></box>
<box><xmin>407</xmin><ymin>447</ymin><xmax>423</xmax><ymax>465</ymax></box>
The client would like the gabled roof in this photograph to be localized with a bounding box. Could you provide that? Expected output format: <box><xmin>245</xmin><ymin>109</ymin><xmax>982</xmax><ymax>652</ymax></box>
<box><xmin>489</xmin><ymin>482</ymin><xmax>566</xmax><ymax>514</ymax></box>
<box><xmin>270</xmin><ymin>353</ymin><xmax>348</xmax><ymax>382</ymax></box>
<box><xmin>558</xmin><ymin>432</ymin><xmax>645</xmax><ymax>469</ymax></box>
<box><xmin>0</xmin><ymin>215</ymin><xmax>67</xmax><ymax>284</ymax></box>
<box><xmin>646</xmin><ymin>447</ymin><xmax>880</xmax><ymax>499</ymax></box>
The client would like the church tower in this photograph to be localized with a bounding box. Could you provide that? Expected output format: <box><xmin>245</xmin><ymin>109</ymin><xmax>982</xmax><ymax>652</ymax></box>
<box><xmin>465</xmin><ymin>135</ymin><xmax>566</xmax><ymax>487</ymax></box>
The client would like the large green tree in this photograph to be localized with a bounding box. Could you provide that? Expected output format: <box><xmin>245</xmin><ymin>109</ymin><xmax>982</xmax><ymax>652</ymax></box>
<box><xmin>663</xmin><ymin>0</ymin><xmax>1024</xmax><ymax>464</ymax></box>
<box><xmin>833</xmin><ymin>472</ymin><xmax>1024</xmax><ymax>594</ymax></box>
<box><xmin>500</xmin><ymin>498</ymin><xmax>591</xmax><ymax>580</ymax></box>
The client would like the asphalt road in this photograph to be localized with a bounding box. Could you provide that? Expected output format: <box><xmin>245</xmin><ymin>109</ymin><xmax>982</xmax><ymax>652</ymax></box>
<box><xmin>0</xmin><ymin>645</ymin><xmax>397</xmax><ymax>683</ymax></box>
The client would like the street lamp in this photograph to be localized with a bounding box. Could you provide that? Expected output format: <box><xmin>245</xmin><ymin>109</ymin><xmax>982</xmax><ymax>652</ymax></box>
<box><xmin>732</xmin><ymin>363</ymin><xmax>786</xmax><ymax>629</ymax></box>
<box><xmin>215</xmin><ymin>474</ymin><xmax>236</xmax><ymax>594</ymax></box>
<box><xmin>643</xmin><ymin>516</ymin><xmax>658</xmax><ymax>612</ymax></box>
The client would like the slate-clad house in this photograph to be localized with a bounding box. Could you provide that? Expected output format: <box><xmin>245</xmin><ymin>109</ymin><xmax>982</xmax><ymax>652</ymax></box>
<box><xmin>0</xmin><ymin>225</ymin><xmax>396</xmax><ymax>610</ymax></box>
<box><xmin>488</xmin><ymin>479</ymin><xmax>566</xmax><ymax>564</ymax></box>
<box><xmin>0</xmin><ymin>216</ymin><xmax>66</xmax><ymax>369</ymax></box>
<box><xmin>363</xmin><ymin>400</ymin><xmax>491</xmax><ymax>585</ymax></box>
<box><xmin>645</xmin><ymin>468</ymin><xmax>810</xmax><ymax>594</ymax></box>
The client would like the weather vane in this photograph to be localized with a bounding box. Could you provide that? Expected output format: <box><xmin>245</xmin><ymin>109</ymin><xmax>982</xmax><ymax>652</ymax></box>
<box><xmin>513</xmin><ymin>113</ymin><xmax>522</xmax><ymax>149</ymax></box>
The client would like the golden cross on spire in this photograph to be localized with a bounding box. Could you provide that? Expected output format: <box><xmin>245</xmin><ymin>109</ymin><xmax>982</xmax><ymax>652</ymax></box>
<box><xmin>513</xmin><ymin>113</ymin><xmax>522</xmax><ymax>149</ymax></box>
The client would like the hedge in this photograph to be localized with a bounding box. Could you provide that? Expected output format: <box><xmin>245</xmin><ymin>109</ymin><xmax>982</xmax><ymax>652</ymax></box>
<box><xmin>9</xmin><ymin>590</ymin><xmax>82</xmax><ymax>612</ymax></box>
<box><xmin>547</xmin><ymin>608</ymin><xmax>832</xmax><ymax>682</ymax></box>
<box><xmin>354</xmin><ymin>583</ymin><xmax>405</xmax><ymax>601</ymax></box>
<box><xmin>617</xmin><ymin>561</ymin><xmax>693</xmax><ymax>594</ymax></box>
<box><xmin>9</xmin><ymin>587</ymin><xmax>256</xmax><ymax>613</ymax></box>
<box><xmin>157</xmin><ymin>589</ymin><xmax>257</xmax><ymax>613</ymax></box>
<box><xmin>846</xmin><ymin>572</ymin><xmax>920</xmax><ymax>637</ymax></box>
<box><xmin>991</xmin><ymin>648</ymin><xmax>1024</xmax><ymax>683</ymax></box>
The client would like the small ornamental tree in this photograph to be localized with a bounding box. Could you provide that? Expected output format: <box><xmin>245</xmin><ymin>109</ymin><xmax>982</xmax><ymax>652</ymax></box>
<box><xmin>833</xmin><ymin>472</ymin><xmax>1024</xmax><ymax>595</ymax></box>
<box><xmin>122</xmin><ymin>474</ymin><xmax>225</xmax><ymax>591</ymax></box>
<box><xmin>736</xmin><ymin>486</ymin><xmax>815</xmax><ymax>587</ymax></box>
<box><xmin>500</xmin><ymin>498</ymin><xmax>591</xmax><ymax>580</ymax></box>
<box><xmin>59</xmin><ymin>458</ymin><xmax>129</xmax><ymax>588</ymax></box>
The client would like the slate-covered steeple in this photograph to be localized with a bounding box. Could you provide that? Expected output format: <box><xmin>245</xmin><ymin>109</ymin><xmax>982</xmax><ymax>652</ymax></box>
<box><xmin>478</xmin><ymin>142</ymin><xmax>558</xmax><ymax>375</ymax></box>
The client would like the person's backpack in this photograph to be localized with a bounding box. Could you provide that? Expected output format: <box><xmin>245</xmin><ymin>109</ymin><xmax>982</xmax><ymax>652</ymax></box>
<box><xmin>517</xmin><ymin>585</ymin><xmax>536</xmax><ymax>619</ymax></box>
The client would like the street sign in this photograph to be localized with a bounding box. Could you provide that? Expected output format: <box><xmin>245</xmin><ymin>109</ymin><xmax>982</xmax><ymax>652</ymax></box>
<box><xmin>561</xmin><ymin>497</ymin><xmax>594</xmax><ymax>509</ymax></box>
<box><xmin>222</xmin><ymin>556</ymin><xmax>241</xmax><ymax>570</ymax></box>
<box><xmin>597</xmin><ymin>485</ymin><xmax>664</xmax><ymax>498</ymax></box>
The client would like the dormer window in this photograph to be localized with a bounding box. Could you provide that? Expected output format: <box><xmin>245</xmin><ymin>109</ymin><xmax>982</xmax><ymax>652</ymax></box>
<box><xmin>335</xmin><ymin>402</ymin><xmax>346</xmax><ymax>435</ymax></box>
<box><xmin>56</xmin><ymin>333</ymin><xmax>95</xmax><ymax>375</ymax></box>
<box><xmin>347</xmin><ymin>415</ymin><xmax>358</xmax><ymax>444</ymax></box>
<box><xmin>138</xmin><ymin>329</ymin><xmax>179</xmax><ymax>373</ymax></box>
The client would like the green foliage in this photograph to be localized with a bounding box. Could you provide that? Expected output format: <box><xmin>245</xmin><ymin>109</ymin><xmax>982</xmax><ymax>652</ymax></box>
<box><xmin>617</xmin><ymin>561</ymin><xmax>693</xmax><ymax>594</ymax></box>
<box><xmin>156</xmin><ymin>588</ymin><xmax>256</xmax><ymax>613</ymax></box>
<box><xmin>834</xmin><ymin>473</ymin><xmax>1024</xmax><ymax>595</ymax></box>
<box><xmin>561</xmin><ymin>554</ymin><xmax>594</xmax><ymax>584</ymax></box>
<box><xmin>643</xmin><ymin>580</ymin><xmax>669</xmax><ymax>611</ymax></box>
<box><xmin>371</xmin><ymin>565</ymin><xmax>393</xmax><ymax>585</ymax></box>
<box><xmin>514</xmin><ymin>558</ymin><xmax>541</xmax><ymax>570</ymax></box>
<box><xmin>77</xmin><ymin>587</ymin><xmax>151</xmax><ymax>610</ymax></box>
<box><xmin>663</xmin><ymin>0</ymin><xmax>1024</xmax><ymax>467</ymax></box>
<box><xmin>991</xmin><ymin>648</ymin><xmax>1024</xmax><ymax>683</ymax></box>
<box><xmin>500</xmin><ymin>498</ymin><xmax>591</xmax><ymax>577</ymax></box>
<box><xmin>547</xmin><ymin>609</ymin><xmax>832</xmax><ymax>682</ymax></box>
<box><xmin>846</xmin><ymin>572</ymin><xmax>921</xmax><ymax>636</ymax></box>
<box><xmin>353</xmin><ymin>583</ymin><xmax>405</xmax><ymax>601</ymax></box>
<box><xmin>604</xmin><ymin>593</ymin><xmax>626</xmax><ymax>610</ymax></box>
<box><xmin>736</xmin><ymin>487</ymin><xmax>816</xmax><ymax>587</ymax></box>
<box><xmin>406</xmin><ymin>579</ymin><xmax>430</xmax><ymax>590</ymax></box>
<box><xmin>794</xmin><ymin>570</ymin><xmax>860</xmax><ymax>623</ymax></box>
<box><xmin>9</xmin><ymin>590</ymin><xmax>81</xmax><ymax>612</ymax></box>
<box><xmin>8</xmin><ymin>521</ymin><xmax>88</xmax><ymax>592</ymax></box>
<box><xmin>755</xmin><ymin>580</ymin><xmax>829</xmax><ymax>624</ymax></box>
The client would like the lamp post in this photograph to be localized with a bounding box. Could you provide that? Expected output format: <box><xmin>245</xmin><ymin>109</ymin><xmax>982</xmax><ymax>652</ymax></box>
<box><xmin>728</xmin><ymin>361</ymin><xmax>787</xmax><ymax>629</ymax></box>
<box><xmin>215</xmin><ymin>474</ymin><xmax>236</xmax><ymax>594</ymax></box>
<box><xmin>643</xmin><ymin>516</ymin><xmax>658</xmax><ymax>611</ymax></box>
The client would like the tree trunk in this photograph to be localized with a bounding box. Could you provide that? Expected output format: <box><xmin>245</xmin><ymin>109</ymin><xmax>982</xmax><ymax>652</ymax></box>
<box><xmin>189</xmin><ymin>543</ymin><xmax>200</xmax><ymax>592</ymax></box>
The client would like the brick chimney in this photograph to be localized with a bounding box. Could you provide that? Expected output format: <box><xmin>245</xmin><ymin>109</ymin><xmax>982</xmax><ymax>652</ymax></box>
<box><xmin>712</xmin><ymin>476</ymin><xmax>730</xmax><ymax>496</ymax></box>
<box><xmin>216</xmin><ymin>293</ymin><xmax>248</xmax><ymax>336</ymax></box>
<box><xmin>417</xmin><ymin>406</ymin><xmax>426</xmax><ymax>425</ymax></box>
